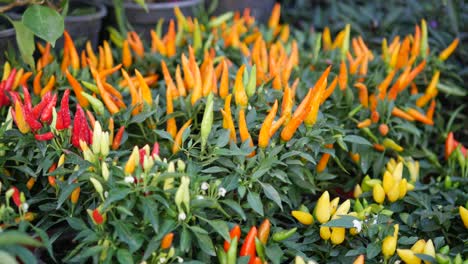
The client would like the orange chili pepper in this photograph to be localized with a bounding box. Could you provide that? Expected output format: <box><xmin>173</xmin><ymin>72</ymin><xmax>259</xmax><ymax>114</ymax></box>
<box><xmin>121</xmin><ymin>69</ymin><xmax>142</xmax><ymax>115</ymax></box>
<box><xmin>338</xmin><ymin>60</ymin><xmax>348</xmax><ymax>90</ymax></box>
<box><xmin>439</xmin><ymin>38</ymin><xmax>459</xmax><ymax>61</ymax></box>
<box><xmin>391</xmin><ymin>107</ymin><xmax>415</xmax><ymax>121</ymax></box>
<box><xmin>80</xmin><ymin>51</ymin><xmax>88</xmax><ymax>68</ymax></box>
<box><xmin>112</xmin><ymin>126</ymin><xmax>125</xmax><ymax>150</ymax></box>
<box><xmin>86</xmin><ymin>110</ymin><xmax>96</xmax><ymax>130</ymax></box>
<box><xmin>400</xmin><ymin>60</ymin><xmax>426</xmax><ymax>90</ymax></box>
<box><xmin>71</xmin><ymin>187</ymin><xmax>80</xmax><ymax>204</ymax></box>
<box><xmin>96</xmin><ymin>74</ymin><xmax>120</xmax><ymax>114</ymax></box>
<box><xmin>396</xmin><ymin>36</ymin><xmax>410</xmax><ymax>69</ymax></box>
<box><xmin>166</xmin><ymin>20</ymin><xmax>176</xmax><ymax>57</ymax></box>
<box><xmin>64</xmin><ymin>31</ymin><xmax>80</xmax><ymax>70</ymax></box>
<box><xmin>151</xmin><ymin>30</ymin><xmax>166</xmax><ymax>55</ymax></box>
<box><xmin>181</xmin><ymin>54</ymin><xmax>195</xmax><ymax>90</ymax></box>
<box><xmin>219</xmin><ymin>59</ymin><xmax>229</xmax><ymax>99</ymax></box>
<box><xmin>172</xmin><ymin>119</ymin><xmax>192</xmax><ymax>154</ymax></box>
<box><xmin>66</xmin><ymin>69</ymin><xmax>89</xmax><ymax>108</ymax></box>
<box><xmin>411</xmin><ymin>25</ymin><xmax>421</xmax><ymax>58</ymax></box>
<box><xmin>268</xmin><ymin>3</ymin><xmax>281</xmax><ymax>30</ymax></box>
<box><xmin>304</xmin><ymin>70</ymin><xmax>329</xmax><ymax>127</ymax></box>
<box><xmin>98</xmin><ymin>46</ymin><xmax>105</xmax><ymax>71</ymax></box>
<box><xmin>220</xmin><ymin>108</ymin><xmax>237</xmax><ymax>143</ymax></box>
<box><xmin>103</xmin><ymin>40</ymin><xmax>114</xmax><ymax>70</ymax></box>
<box><xmin>26</xmin><ymin>177</ymin><xmax>36</xmax><ymax>190</ymax></box>
<box><xmin>135</xmin><ymin>69</ymin><xmax>153</xmax><ymax>105</ymax></box>
<box><xmin>316</xmin><ymin>144</ymin><xmax>333</xmax><ymax>173</ymax></box>
<box><xmin>357</xmin><ymin>118</ymin><xmax>372</xmax><ymax>128</ymax></box>
<box><xmin>270</xmin><ymin>115</ymin><xmax>286</xmax><ymax>137</ymax></box>
<box><xmin>166</xmin><ymin>88</ymin><xmax>177</xmax><ymax>139</ymax></box>
<box><xmin>108</xmin><ymin>117</ymin><xmax>114</xmax><ymax>144</ymax></box>
<box><xmin>374</xmin><ymin>143</ymin><xmax>385</xmax><ymax>152</ymax></box>
<box><xmin>379</xmin><ymin>124</ymin><xmax>389</xmax><ymax>136</ymax></box>
<box><xmin>426</xmin><ymin>100</ymin><xmax>436</xmax><ymax>120</ymax></box>
<box><xmin>280</xmin><ymin>88</ymin><xmax>314</xmax><ymax>141</ymax></box>
<box><xmin>12</xmin><ymin>68</ymin><xmax>24</xmax><ymax>90</ymax></box>
<box><xmin>321</xmin><ymin>76</ymin><xmax>338</xmax><ymax>104</ymax></box>
<box><xmin>127</xmin><ymin>31</ymin><xmax>144</xmax><ymax>57</ymax></box>
<box><xmin>61</xmin><ymin>45</ymin><xmax>70</xmax><ymax>72</ymax></box>
<box><xmin>100</xmin><ymin>64</ymin><xmax>122</xmax><ymax>80</ymax></box>
<box><xmin>258</xmin><ymin>100</ymin><xmax>278</xmax><ymax>147</ymax></box>
<box><xmin>371</xmin><ymin>111</ymin><xmax>380</xmax><ymax>123</ymax></box>
<box><xmin>161</xmin><ymin>60</ymin><xmax>179</xmax><ymax>98</ymax></box>
<box><xmin>410</xmin><ymin>82</ymin><xmax>418</xmax><ymax>95</ymax></box>
<box><xmin>416</xmin><ymin>71</ymin><xmax>439</xmax><ymax>107</ymax></box>
<box><xmin>190</xmin><ymin>62</ymin><xmax>203</xmax><ymax>105</ymax></box>
<box><xmin>238</xmin><ymin>109</ymin><xmax>255</xmax><ymax>157</ymax></box>
<box><xmin>86</xmin><ymin>41</ymin><xmax>98</xmax><ymax>68</ymax></box>
<box><xmin>122</xmin><ymin>40</ymin><xmax>132</xmax><ymax>68</ymax></box>
<box><xmin>406</xmin><ymin>108</ymin><xmax>434</xmax><ymax>125</ymax></box>
<box><xmin>378</xmin><ymin>70</ymin><xmax>396</xmax><ymax>100</ymax></box>
<box><xmin>202</xmin><ymin>64</ymin><xmax>214</xmax><ymax>97</ymax></box>
<box><xmin>175</xmin><ymin>66</ymin><xmax>187</xmax><ymax>97</ymax></box>
<box><xmin>161</xmin><ymin>233</ymin><xmax>174</xmax><ymax>250</ymax></box>
<box><xmin>103</xmin><ymin>82</ymin><xmax>124</xmax><ymax>101</ymax></box>
<box><xmin>19</xmin><ymin>71</ymin><xmax>32</xmax><ymax>86</ymax></box>
<box><xmin>354</xmin><ymin>82</ymin><xmax>368</xmax><ymax>108</ymax></box>
<box><xmin>281</xmin><ymin>84</ymin><xmax>293</xmax><ymax>123</ymax></box>
<box><xmin>369</xmin><ymin>94</ymin><xmax>378</xmax><ymax>113</ymax></box>
<box><xmin>234</xmin><ymin>65</ymin><xmax>248</xmax><ymax>108</ymax></box>
<box><xmin>387</xmin><ymin>67</ymin><xmax>410</xmax><ymax>100</ymax></box>
<box><xmin>40</xmin><ymin>75</ymin><xmax>56</xmax><ymax>97</ymax></box>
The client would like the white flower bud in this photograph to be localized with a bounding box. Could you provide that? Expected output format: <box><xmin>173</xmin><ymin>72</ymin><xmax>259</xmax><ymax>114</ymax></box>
<box><xmin>124</xmin><ymin>176</ymin><xmax>135</xmax><ymax>184</ymax></box>
<box><xmin>100</xmin><ymin>132</ymin><xmax>109</xmax><ymax>157</ymax></box>
<box><xmin>102</xmin><ymin>161</ymin><xmax>109</xmax><ymax>181</ymax></box>
<box><xmin>201</xmin><ymin>182</ymin><xmax>209</xmax><ymax>191</ymax></box>
<box><xmin>92</xmin><ymin>121</ymin><xmax>102</xmax><ymax>154</ymax></box>
<box><xmin>218</xmin><ymin>187</ymin><xmax>227</xmax><ymax>197</ymax></box>
<box><xmin>178</xmin><ymin>212</ymin><xmax>186</xmax><ymax>221</ymax></box>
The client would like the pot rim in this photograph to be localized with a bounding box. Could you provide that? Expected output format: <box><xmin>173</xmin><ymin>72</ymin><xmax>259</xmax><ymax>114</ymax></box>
<box><xmin>64</xmin><ymin>3</ymin><xmax>108</xmax><ymax>22</ymax></box>
<box><xmin>124</xmin><ymin>0</ymin><xmax>203</xmax><ymax>10</ymax></box>
<box><xmin>0</xmin><ymin>27</ymin><xmax>15</xmax><ymax>38</ymax></box>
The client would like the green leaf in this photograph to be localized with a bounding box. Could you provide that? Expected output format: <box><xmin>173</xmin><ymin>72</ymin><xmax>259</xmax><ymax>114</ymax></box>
<box><xmin>437</xmin><ymin>82</ymin><xmax>467</xmax><ymax>96</ymax></box>
<box><xmin>366</xmin><ymin>241</ymin><xmax>380</xmax><ymax>259</ymax></box>
<box><xmin>260</xmin><ymin>182</ymin><xmax>283</xmax><ymax>210</ymax></box>
<box><xmin>56</xmin><ymin>182</ymin><xmax>80</xmax><ymax>209</ymax></box>
<box><xmin>247</xmin><ymin>192</ymin><xmax>264</xmax><ymax>216</ymax></box>
<box><xmin>0</xmin><ymin>231</ymin><xmax>42</xmax><ymax>247</ymax></box>
<box><xmin>220</xmin><ymin>200</ymin><xmax>246</xmax><ymax>220</ymax></box>
<box><xmin>133</xmin><ymin>0</ymin><xmax>148</xmax><ymax>12</ymax></box>
<box><xmin>22</xmin><ymin>5</ymin><xmax>64</xmax><ymax>46</ymax></box>
<box><xmin>203</xmin><ymin>219</ymin><xmax>230</xmax><ymax>242</ymax></box>
<box><xmin>322</xmin><ymin>215</ymin><xmax>360</xmax><ymax>228</ymax></box>
<box><xmin>190</xmin><ymin>226</ymin><xmax>216</xmax><ymax>256</ymax></box>
<box><xmin>10</xmin><ymin>20</ymin><xmax>35</xmax><ymax>70</ymax></box>
<box><xmin>117</xmin><ymin>248</ymin><xmax>134</xmax><ymax>264</ymax></box>
<box><xmin>343</xmin><ymin>135</ymin><xmax>372</xmax><ymax>146</ymax></box>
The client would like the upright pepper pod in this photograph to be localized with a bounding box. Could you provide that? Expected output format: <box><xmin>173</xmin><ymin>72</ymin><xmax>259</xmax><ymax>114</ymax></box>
<box><xmin>56</xmin><ymin>89</ymin><xmax>71</xmax><ymax>131</ymax></box>
<box><xmin>72</xmin><ymin>105</ymin><xmax>93</xmax><ymax>149</ymax></box>
<box><xmin>201</xmin><ymin>93</ymin><xmax>214</xmax><ymax>151</ymax></box>
<box><xmin>240</xmin><ymin>226</ymin><xmax>257</xmax><ymax>264</ymax></box>
<box><xmin>224</xmin><ymin>225</ymin><xmax>241</xmax><ymax>252</ymax></box>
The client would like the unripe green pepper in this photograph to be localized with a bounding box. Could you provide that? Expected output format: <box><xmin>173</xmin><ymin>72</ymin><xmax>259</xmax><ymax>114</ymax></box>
<box><xmin>226</xmin><ymin>236</ymin><xmax>238</xmax><ymax>264</ymax></box>
<box><xmin>272</xmin><ymin>227</ymin><xmax>297</xmax><ymax>242</ymax></box>
<box><xmin>435</xmin><ymin>254</ymin><xmax>451</xmax><ymax>264</ymax></box>
<box><xmin>453</xmin><ymin>254</ymin><xmax>462</xmax><ymax>264</ymax></box>
<box><xmin>439</xmin><ymin>245</ymin><xmax>450</xmax><ymax>255</ymax></box>
<box><xmin>200</xmin><ymin>93</ymin><xmax>214</xmax><ymax>151</ymax></box>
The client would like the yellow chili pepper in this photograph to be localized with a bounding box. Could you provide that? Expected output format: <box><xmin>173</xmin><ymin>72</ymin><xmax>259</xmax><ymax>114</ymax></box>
<box><xmin>314</xmin><ymin>191</ymin><xmax>331</xmax><ymax>224</ymax></box>
<box><xmin>397</xmin><ymin>249</ymin><xmax>420</xmax><ymax>264</ymax></box>
<box><xmin>234</xmin><ymin>65</ymin><xmax>248</xmax><ymax>108</ymax></box>
<box><xmin>439</xmin><ymin>38</ymin><xmax>459</xmax><ymax>61</ymax></box>
<box><xmin>172</xmin><ymin>119</ymin><xmax>192</xmax><ymax>154</ymax></box>
<box><xmin>71</xmin><ymin>186</ymin><xmax>81</xmax><ymax>204</ymax></box>
<box><xmin>373</xmin><ymin>183</ymin><xmax>385</xmax><ymax>204</ymax></box>
<box><xmin>291</xmin><ymin>210</ymin><xmax>314</xmax><ymax>225</ymax></box>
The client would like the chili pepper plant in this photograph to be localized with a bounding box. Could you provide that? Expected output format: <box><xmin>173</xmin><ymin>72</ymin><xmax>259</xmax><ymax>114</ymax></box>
<box><xmin>0</xmin><ymin>3</ymin><xmax>467</xmax><ymax>264</ymax></box>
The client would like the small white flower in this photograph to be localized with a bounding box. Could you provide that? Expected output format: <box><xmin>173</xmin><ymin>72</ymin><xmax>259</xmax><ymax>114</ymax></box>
<box><xmin>248</xmin><ymin>105</ymin><xmax>252</xmax><ymax>110</ymax></box>
<box><xmin>104</xmin><ymin>191</ymin><xmax>109</xmax><ymax>198</ymax></box>
<box><xmin>352</xmin><ymin>219</ymin><xmax>362</xmax><ymax>233</ymax></box>
<box><xmin>201</xmin><ymin>182</ymin><xmax>209</xmax><ymax>191</ymax></box>
<box><xmin>21</xmin><ymin>203</ymin><xmax>29</xmax><ymax>212</ymax></box>
<box><xmin>177</xmin><ymin>257</ymin><xmax>184</xmax><ymax>263</ymax></box>
<box><xmin>178</xmin><ymin>212</ymin><xmax>187</xmax><ymax>221</ymax></box>
<box><xmin>196</xmin><ymin>195</ymin><xmax>204</xmax><ymax>200</ymax></box>
<box><xmin>159</xmin><ymin>257</ymin><xmax>166</xmax><ymax>263</ymax></box>
<box><xmin>218</xmin><ymin>187</ymin><xmax>227</xmax><ymax>197</ymax></box>
<box><xmin>124</xmin><ymin>176</ymin><xmax>135</xmax><ymax>184</ymax></box>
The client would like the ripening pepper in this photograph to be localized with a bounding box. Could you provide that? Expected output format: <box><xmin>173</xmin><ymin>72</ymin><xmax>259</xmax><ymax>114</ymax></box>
<box><xmin>161</xmin><ymin>232</ymin><xmax>174</xmax><ymax>249</ymax></box>
<box><xmin>382</xmin><ymin>235</ymin><xmax>397</xmax><ymax>259</ymax></box>
<box><xmin>201</xmin><ymin>93</ymin><xmax>214</xmax><ymax>151</ymax></box>
<box><xmin>224</xmin><ymin>225</ymin><xmax>241</xmax><ymax>251</ymax></box>
<box><xmin>71</xmin><ymin>105</ymin><xmax>93</xmax><ymax>149</ymax></box>
<box><xmin>292</xmin><ymin>210</ymin><xmax>314</xmax><ymax>225</ymax></box>
<box><xmin>257</xmin><ymin>219</ymin><xmax>270</xmax><ymax>245</ymax></box>
<box><xmin>315</xmin><ymin>191</ymin><xmax>331</xmax><ymax>223</ymax></box>
<box><xmin>460</xmin><ymin>206</ymin><xmax>468</xmax><ymax>229</ymax></box>
<box><xmin>397</xmin><ymin>249</ymin><xmax>421</xmax><ymax>264</ymax></box>
<box><xmin>56</xmin><ymin>89</ymin><xmax>71</xmax><ymax>131</ymax></box>
<box><xmin>240</xmin><ymin>226</ymin><xmax>257</xmax><ymax>264</ymax></box>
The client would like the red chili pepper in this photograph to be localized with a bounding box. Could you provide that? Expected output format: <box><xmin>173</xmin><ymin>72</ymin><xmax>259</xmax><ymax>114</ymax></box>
<box><xmin>40</xmin><ymin>93</ymin><xmax>58</xmax><ymax>124</ymax></box>
<box><xmin>445</xmin><ymin>132</ymin><xmax>455</xmax><ymax>160</ymax></box>
<box><xmin>139</xmin><ymin>148</ymin><xmax>147</xmax><ymax>167</ymax></box>
<box><xmin>56</xmin><ymin>89</ymin><xmax>71</xmax><ymax>131</ymax></box>
<box><xmin>92</xmin><ymin>209</ymin><xmax>104</xmax><ymax>224</ymax></box>
<box><xmin>72</xmin><ymin>105</ymin><xmax>92</xmax><ymax>149</ymax></box>
<box><xmin>21</xmin><ymin>88</ymin><xmax>42</xmax><ymax>132</ymax></box>
<box><xmin>111</xmin><ymin>126</ymin><xmax>125</xmax><ymax>150</ymax></box>
<box><xmin>11</xmin><ymin>187</ymin><xmax>21</xmax><ymax>207</ymax></box>
<box><xmin>21</xmin><ymin>86</ymin><xmax>32</xmax><ymax>109</ymax></box>
<box><xmin>4</xmin><ymin>68</ymin><xmax>17</xmax><ymax>90</ymax></box>
<box><xmin>0</xmin><ymin>81</ymin><xmax>9</xmax><ymax>107</ymax></box>
<box><xmin>224</xmin><ymin>225</ymin><xmax>241</xmax><ymax>251</ymax></box>
<box><xmin>151</xmin><ymin>142</ymin><xmax>160</xmax><ymax>157</ymax></box>
<box><xmin>240</xmin><ymin>226</ymin><xmax>257</xmax><ymax>264</ymax></box>
<box><xmin>35</xmin><ymin>132</ymin><xmax>54</xmax><ymax>141</ymax></box>
<box><xmin>32</xmin><ymin>92</ymin><xmax>51</xmax><ymax>119</ymax></box>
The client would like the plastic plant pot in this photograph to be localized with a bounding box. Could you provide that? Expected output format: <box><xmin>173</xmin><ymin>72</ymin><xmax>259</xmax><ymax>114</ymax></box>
<box><xmin>213</xmin><ymin>0</ymin><xmax>276</xmax><ymax>23</ymax></box>
<box><xmin>0</xmin><ymin>17</ymin><xmax>16</xmax><ymax>63</ymax></box>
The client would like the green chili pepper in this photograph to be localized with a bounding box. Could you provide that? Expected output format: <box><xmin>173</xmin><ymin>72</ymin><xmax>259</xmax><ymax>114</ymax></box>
<box><xmin>217</xmin><ymin>245</ymin><xmax>227</xmax><ymax>264</ymax></box>
<box><xmin>340</xmin><ymin>24</ymin><xmax>350</xmax><ymax>61</ymax></box>
<box><xmin>226</xmin><ymin>236</ymin><xmax>238</xmax><ymax>264</ymax></box>
<box><xmin>255</xmin><ymin>237</ymin><xmax>265</xmax><ymax>261</ymax></box>
<box><xmin>208</xmin><ymin>12</ymin><xmax>234</xmax><ymax>28</ymax></box>
<box><xmin>348</xmin><ymin>104</ymin><xmax>363</xmax><ymax>118</ymax></box>
<box><xmin>81</xmin><ymin>80</ymin><xmax>99</xmax><ymax>94</ymax></box>
<box><xmin>435</xmin><ymin>254</ymin><xmax>451</xmax><ymax>264</ymax></box>
<box><xmin>200</xmin><ymin>93</ymin><xmax>214</xmax><ymax>151</ymax></box>
<box><xmin>156</xmin><ymin>18</ymin><xmax>164</xmax><ymax>38</ymax></box>
<box><xmin>81</xmin><ymin>91</ymin><xmax>105</xmax><ymax>116</ymax></box>
<box><xmin>453</xmin><ymin>254</ymin><xmax>462</xmax><ymax>264</ymax></box>
<box><xmin>246</xmin><ymin>65</ymin><xmax>257</xmax><ymax>97</ymax></box>
<box><xmin>361</xmin><ymin>127</ymin><xmax>378</xmax><ymax>143</ymax></box>
<box><xmin>354</xmin><ymin>199</ymin><xmax>364</xmax><ymax>213</ymax></box>
<box><xmin>193</xmin><ymin>19</ymin><xmax>202</xmax><ymax>52</ymax></box>
<box><xmin>439</xmin><ymin>245</ymin><xmax>450</xmax><ymax>255</ymax></box>
<box><xmin>272</xmin><ymin>227</ymin><xmax>297</xmax><ymax>242</ymax></box>
<box><xmin>313</xmin><ymin>33</ymin><xmax>322</xmax><ymax>64</ymax></box>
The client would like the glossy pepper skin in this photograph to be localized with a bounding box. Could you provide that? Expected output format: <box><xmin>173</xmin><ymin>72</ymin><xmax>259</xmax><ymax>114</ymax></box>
<box><xmin>72</xmin><ymin>105</ymin><xmax>93</xmax><ymax>149</ymax></box>
<box><xmin>224</xmin><ymin>225</ymin><xmax>241</xmax><ymax>251</ymax></box>
<box><xmin>257</xmin><ymin>219</ymin><xmax>271</xmax><ymax>245</ymax></box>
<box><xmin>240</xmin><ymin>226</ymin><xmax>257</xmax><ymax>264</ymax></box>
<box><xmin>56</xmin><ymin>89</ymin><xmax>71</xmax><ymax>131</ymax></box>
